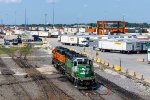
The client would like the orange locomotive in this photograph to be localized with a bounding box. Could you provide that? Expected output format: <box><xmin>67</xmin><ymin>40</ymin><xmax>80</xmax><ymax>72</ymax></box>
<box><xmin>52</xmin><ymin>48</ymin><xmax>66</xmax><ymax>63</ymax></box>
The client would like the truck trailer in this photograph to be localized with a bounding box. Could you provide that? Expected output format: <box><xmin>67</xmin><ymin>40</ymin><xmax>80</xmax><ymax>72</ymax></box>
<box><xmin>60</xmin><ymin>35</ymin><xmax>89</xmax><ymax>47</ymax></box>
<box><xmin>96</xmin><ymin>39</ymin><xmax>133</xmax><ymax>53</ymax></box>
<box><xmin>93</xmin><ymin>38</ymin><xmax>150</xmax><ymax>53</ymax></box>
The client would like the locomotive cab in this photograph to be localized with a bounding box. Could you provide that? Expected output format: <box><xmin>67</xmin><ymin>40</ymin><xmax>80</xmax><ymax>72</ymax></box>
<box><xmin>73</xmin><ymin>58</ymin><xmax>96</xmax><ymax>88</ymax></box>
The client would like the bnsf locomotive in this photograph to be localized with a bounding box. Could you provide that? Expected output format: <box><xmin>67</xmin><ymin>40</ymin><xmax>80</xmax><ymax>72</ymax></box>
<box><xmin>52</xmin><ymin>46</ymin><xmax>96</xmax><ymax>89</ymax></box>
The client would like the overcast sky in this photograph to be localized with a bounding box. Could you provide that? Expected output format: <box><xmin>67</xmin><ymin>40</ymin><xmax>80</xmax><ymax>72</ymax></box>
<box><xmin>0</xmin><ymin>0</ymin><xmax>150</xmax><ymax>25</ymax></box>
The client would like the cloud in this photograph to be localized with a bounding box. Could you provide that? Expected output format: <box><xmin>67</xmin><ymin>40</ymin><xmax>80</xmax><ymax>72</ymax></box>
<box><xmin>0</xmin><ymin>0</ymin><xmax>22</xmax><ymax>3</ymax></box>
<box><xmin>47</xmin><ymin>0</ymin><xmax>59</xmax><ymax>4</ymax></box>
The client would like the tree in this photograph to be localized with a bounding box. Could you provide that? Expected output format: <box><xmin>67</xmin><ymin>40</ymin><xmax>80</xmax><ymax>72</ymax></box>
<box><xmin>19</xmin><ymin>47</ymin><xmax>32</xmax><ymax>60</ymax></box>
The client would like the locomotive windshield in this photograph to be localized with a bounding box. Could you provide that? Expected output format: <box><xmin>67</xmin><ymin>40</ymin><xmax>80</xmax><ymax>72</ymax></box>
<box><xmin>77</xmin><ymin>59</ymin><xmax>89</xmax><ymax>65</ymax></box>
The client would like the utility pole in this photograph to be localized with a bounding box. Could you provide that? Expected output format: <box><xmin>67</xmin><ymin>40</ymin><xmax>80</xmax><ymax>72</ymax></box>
<box><xmin>77</xmin><ymin>17</ymin><xmax>79</xmax><ymax>32</ymax></box>
<box><xmin>45</xmin><ymin>13</ymin><xmax>47</xmax><ymax>25</ymax></box>
<box><xmin>44</xmin><ymin>13</ymin><xmax>47</xmax><ymax>31</ymax></box>
<box><xmin>25</xmin><ymin>8</ymin><xmax>27</xmax><ymax>31</ymax></box>
<box><xmin>14</xmin><ymin>11</ymin><xmax>16</xmax><ymax>25</ymax></box>
<box><xmin>27</xmin><ymin>17</ymin><xmax>29</xmax><ymax>25</ymax></box>
<box><xmin>52</xmin><ymin>2</ymin><xmax>55</xmax><ymax>28</ymax></box>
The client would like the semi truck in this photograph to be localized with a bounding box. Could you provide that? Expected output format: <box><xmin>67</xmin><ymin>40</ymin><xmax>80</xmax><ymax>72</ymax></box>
<box><xmin>50</xmin><ymin>31</ymin><xmax>60</xmax><ymax>38</ymax></box>
<box><xmin>60</xmin><ymin>35</ymin><xmax>89</xmax><ymax>47</ymax></box>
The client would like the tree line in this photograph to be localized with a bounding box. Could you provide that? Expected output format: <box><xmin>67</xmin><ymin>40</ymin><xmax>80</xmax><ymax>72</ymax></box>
<box><xmin>7</xmin><ymin>22</ymin><xmax>150</xmax><ymax>28</ymax></box>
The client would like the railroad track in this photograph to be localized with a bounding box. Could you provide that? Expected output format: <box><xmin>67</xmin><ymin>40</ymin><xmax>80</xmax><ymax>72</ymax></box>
<box><xmin>13</xmin><ymin>56</ymin><xmax>72</xmax><ymax>100</ymax></box>
<box><xmin>12</xmin><ymin>55</ymin><xmax>143</xmax><ymax>100</ymax></box>
<box><xmin>2</xmin><ymin>74</ymin><xmax>32</xmax><ymax>100</ymax></box>
<box><xmin>95</xmin><ymin>73</ymin><xmax>144</xmax><ymax>100</ymax></box>
<box><xmin>0</xmin><ymin>58</ymin><xmax>32</xmax><ymax>100</ymax></box>
<box><xmin>80</xmin><ymin>89</ymin><xmax>105</xmax><ymax>100</ymax></box>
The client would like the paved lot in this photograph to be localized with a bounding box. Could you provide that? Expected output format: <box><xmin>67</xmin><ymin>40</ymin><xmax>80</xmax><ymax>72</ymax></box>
<box><xmin>47</xmin><ymin>38</ymin><xmax>150</xmax><ymax>77</ymax></box>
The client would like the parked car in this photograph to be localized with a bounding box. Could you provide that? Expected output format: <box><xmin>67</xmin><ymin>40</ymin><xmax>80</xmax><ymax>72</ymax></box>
<box><xmin>4</xmin><ymin>40</ymin><xmax>10</xmax><ymax>45</ymax></box>
<box><xmin>12</xmin><ymin>39</ymin><xmax>18</xmax><ymax>45</ymax></box>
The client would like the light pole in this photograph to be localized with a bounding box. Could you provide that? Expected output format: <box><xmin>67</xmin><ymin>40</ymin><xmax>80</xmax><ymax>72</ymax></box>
<box><xmin>119</xmin><ymin>58</ymin><xmax>122</xmax><ymax>67</ymax></box>
<box><xmin>52</xmin><ymin>2</ymin><xmax>55</xmax><ymax>28</ymax></box>
<box><xmin>25</xmin><ymin>8</ymin><xmax>27</xmax><ymax>31</ymax></box>
<box><xmin>14</xmin><ymin>11</ymin><xmax>16</xmax><ymax>25</ymax></box>
<box><xmin>76</xmin><ymin>17</ymin><xmax>79</xmax><ymax>32</ymax></box>
<box><xmin>45</xmin><ymin>13</ymin><xmax>47</xmax><ymax>25</ymax></box>
<box><xmin>44</xmin><ymin>13</ymin><xmax>47</xmax><ymax>31</ymax></box>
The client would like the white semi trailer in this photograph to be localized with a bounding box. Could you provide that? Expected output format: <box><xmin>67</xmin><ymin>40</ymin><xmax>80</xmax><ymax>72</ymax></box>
<box><xmin>60</xmin><ymin>35</ymin><xmax>89</xmax><ymax>47</ymax></box>
<box><xmin>38</xmin><ymin>31</ymin><xmax>49</xmax><ymax>37</ymax></box>
<box><xmin>50</xmin><ymin>31</ymin><xmax>60</xmax><ymax>38</ymax></box>
<box><xmin>96</xmin><ymin>39</ymin><xmax>133</xmax><ymax>53</ymax></box>
<box><xmin>93</xmin><ymin>38</ymin><xmax>150</xmax><ymax>53</ymax></box>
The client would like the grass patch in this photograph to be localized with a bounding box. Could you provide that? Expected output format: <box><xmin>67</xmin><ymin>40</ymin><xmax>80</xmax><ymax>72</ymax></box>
<box><xmin>0</xmin><ymin>47</ymin><xmax>20</xmax><ymax>55</ymax></box>
<box><xmin>35</xmin><ymin>42</ymin><xmax>43</xmax><ymax>45</ymax></box>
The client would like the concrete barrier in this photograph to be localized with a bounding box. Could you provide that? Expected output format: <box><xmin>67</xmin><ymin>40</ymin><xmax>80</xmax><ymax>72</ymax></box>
<box><xmin>121</xmin><ymin>68</ymin><xmax>127</xmax><ymax>73</ymax></box>
<box><xmin>135</xmin><ymin>72</ymin><xmax>144</xmax><ymax>80</ymax></box>
<box><xmin>100</xmin><ymin>59</ymin><xmax>103</xmax><ymax>63</ymax></box>
<box><xmin>137</xmin><ymin>58</ymin><xmax>144</xmax><ymax>62</ymax></box>
<box><xmin>108</xmin><ymin>64</ymin><xmax>114</xmax><ymax>68</ymax></box>
<box><xmin>128</xmin><ymin>70</ymin><xmax>135</xmax><ymax>77</ymax></box>
<box><xmin>101</xmin><ymin>60</ymin><xmax>105</xmax><ymax>64</ymax></box>
<box><xmin>104</xmin><ymin>62</ymin><xmax>109</xmax><ymax>66</ymax></box>
<box><xmin>143</xmin><ymin>76</ymin><xmax>150</xmax><ymax>83</ymax></box>
<box><xmin>94</xmin><ymin>58</ymin><xmax>97</xmax><ymax>62</ymax></box>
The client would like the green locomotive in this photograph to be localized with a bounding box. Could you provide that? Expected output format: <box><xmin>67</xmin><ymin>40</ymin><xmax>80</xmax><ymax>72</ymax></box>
<box><xmin>52</xmin><ymin>46</ymin><xmax>96</xmax><ymax>89</ymax></box>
